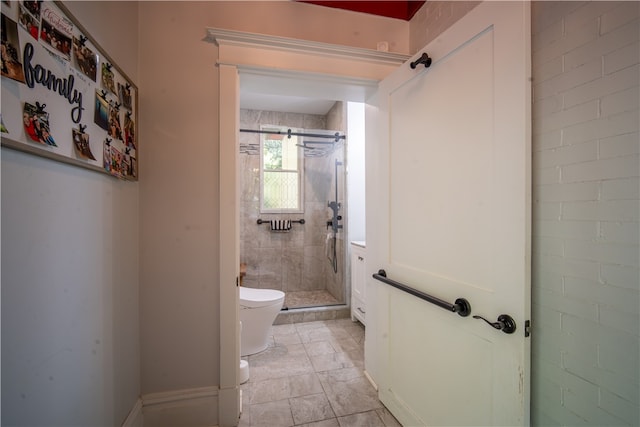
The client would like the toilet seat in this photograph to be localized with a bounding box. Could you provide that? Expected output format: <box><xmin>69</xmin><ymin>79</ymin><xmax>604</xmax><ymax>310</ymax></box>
<box><xmin>239</xmin><ymin>286</ymin><xmax>285</xmax><ymax>308</ymax></box>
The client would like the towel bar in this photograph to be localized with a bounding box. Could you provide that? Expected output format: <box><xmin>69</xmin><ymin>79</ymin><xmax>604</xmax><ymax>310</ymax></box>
<box><xmin>256</xmin><ymin>219</ymin><xmax>305</xmax><ymax>225</ymax></box>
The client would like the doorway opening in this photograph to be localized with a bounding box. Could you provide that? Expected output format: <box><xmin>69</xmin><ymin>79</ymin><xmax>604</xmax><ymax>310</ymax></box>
<box><xmin>238</xmin><ymin>77</ymin><xmax>366</xmax><ymax>319</ymax></box>
<box><xmin>210</xmin><ymin>28</ymin><xmax>410</xmax><ymax>426</ymax></box>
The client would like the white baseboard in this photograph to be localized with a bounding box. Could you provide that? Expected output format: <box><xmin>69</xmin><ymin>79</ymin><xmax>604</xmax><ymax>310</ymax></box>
<box><xmin>143</xmin><ymin>386</ymin><xmax>219</xmax><ymax>406</ymax></box>
<box><xmin>141</xmin><ymin>386</ymin><xmax>219</xmax><ymax>427</ymax></box>
<box><xmin>122</xmin><ymin>398</ymin><xmax>143</xmax><ymax>427</ymax></box>
<box><xmin>364</xmin><ymin>369</ymin><xmax>378</xmax><ymax>391</ymax></box>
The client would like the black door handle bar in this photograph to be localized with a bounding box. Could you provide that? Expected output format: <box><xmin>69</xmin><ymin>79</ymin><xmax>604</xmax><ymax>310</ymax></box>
<box><xmin>372</xmin><ymin>269</ymin><xmax>471</xmax><ymax>317</ymax></box>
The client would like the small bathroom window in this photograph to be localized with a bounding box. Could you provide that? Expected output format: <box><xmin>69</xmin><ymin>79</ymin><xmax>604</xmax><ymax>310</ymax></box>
<box><xmin>260</xmin><ymin>125</ymin><xmax>304</xmax><ymax>213</ymax></box>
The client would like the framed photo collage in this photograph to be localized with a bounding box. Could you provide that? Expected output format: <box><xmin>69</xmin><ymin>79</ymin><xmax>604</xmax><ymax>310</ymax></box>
<box><xmin>1</xmin><ymin>0</ymin><xmax>138</xmax><ymax>180</ymax></box>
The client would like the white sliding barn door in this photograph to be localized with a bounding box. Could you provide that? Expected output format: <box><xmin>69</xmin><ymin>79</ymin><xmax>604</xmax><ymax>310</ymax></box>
<box><xmin>365</xmin><ymin>2</ymin><xmax>531</xmax><ymax>425</ymax></box>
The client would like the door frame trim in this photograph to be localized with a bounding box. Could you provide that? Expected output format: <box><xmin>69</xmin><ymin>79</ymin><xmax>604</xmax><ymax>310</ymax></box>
<box><xmin>207</xmin><ymin>28</ymin><xmax>408</xmax><ymax>425</ymax></box>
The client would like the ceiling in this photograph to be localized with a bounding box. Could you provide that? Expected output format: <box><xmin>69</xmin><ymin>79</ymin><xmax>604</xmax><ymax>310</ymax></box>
<box><xmin>299</xmin><ymin>1</ymin><xmax>425</xmax><ymax>21</ymax></box>
<box><xmin>240</xmin><ymin>92</ymin><xmax>338</xmax><ymax>115</ymax></box>
<box><xmin>240</xmin><ymin>1</ymin><xmax>425</xmax><ymax>115</ymax></box>
<box><xmin>239</xmin><ymin>70</ymin><xmax>377</xmax><ymax>115</ymax></box>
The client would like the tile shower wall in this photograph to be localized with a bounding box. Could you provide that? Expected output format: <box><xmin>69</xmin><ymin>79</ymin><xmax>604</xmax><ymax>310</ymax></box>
<box><xmin>239</xmin><ymin>105</ymin><xmax>346</xmax><ymax>304</ymax></box>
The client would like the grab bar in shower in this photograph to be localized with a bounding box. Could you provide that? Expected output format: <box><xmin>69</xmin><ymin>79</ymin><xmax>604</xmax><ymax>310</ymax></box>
<box><xmin>372</xmin><ymin>269</ymin><xmax>471</xmax><ymax>317</ymax></box>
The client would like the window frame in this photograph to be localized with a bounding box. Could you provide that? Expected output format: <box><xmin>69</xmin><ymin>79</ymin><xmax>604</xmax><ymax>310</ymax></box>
<box><xmin>259</xmin><ymin>125</ymin><xmax>305</xmax><ymax>214</ymax></box>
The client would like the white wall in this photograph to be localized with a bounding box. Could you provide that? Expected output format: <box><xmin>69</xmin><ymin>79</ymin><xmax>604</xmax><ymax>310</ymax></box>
<box><xmin>409</xmin><ymin>1</ymin><xmax>480</xmax><ymax>54</ymax></box>
<box><xmin>347</xmin><ymin>102</ymin><xmax>366</xmax><ymax>243</ymax></box>
<box><xmin>531</xmin><ymin>2</ymin><xmax>639</xmax><ymax>425</ymax></box>
<box><xmin>1</xmin><ymin>2</ymin><xmax>140</xmax><ymax>425</ymax></box>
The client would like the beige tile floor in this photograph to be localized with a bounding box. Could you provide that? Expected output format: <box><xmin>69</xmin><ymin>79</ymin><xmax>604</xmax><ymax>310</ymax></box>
<box><xmin>239</xmin><ymin>318</ymin><xmax>401</xmax><ymax>427</ymax></box>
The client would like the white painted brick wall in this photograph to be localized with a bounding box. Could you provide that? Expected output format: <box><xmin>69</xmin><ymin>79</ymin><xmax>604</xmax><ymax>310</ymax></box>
<box><xmin>564</xmin><ymin>64</ymin><xmax>639</xmax><ymax>108</ymax></box>
<box><xmin>532</xmin><ymin>1</ymin><xmax>639</xmax><ymax>425</ymax></box>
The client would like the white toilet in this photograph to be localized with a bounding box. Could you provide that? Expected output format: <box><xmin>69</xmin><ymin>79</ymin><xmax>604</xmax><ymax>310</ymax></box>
<box><xmin>239</xmin><ymin>286</ymin><xmax>285</xmax><ymax>356</ymax></box>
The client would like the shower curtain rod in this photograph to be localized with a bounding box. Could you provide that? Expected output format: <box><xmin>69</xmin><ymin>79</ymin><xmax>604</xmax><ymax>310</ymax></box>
<box><xmin>239</xmin><ymin>128</ymin><xmax>345</xmax><ymax>142</ymax></box>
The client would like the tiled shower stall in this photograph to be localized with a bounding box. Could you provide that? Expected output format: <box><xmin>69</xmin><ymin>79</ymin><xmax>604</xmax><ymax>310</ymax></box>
<box><xmin>239</xmin><ymin>102</ymin><xmax>348</xmax><ymax>314</ymax></box>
